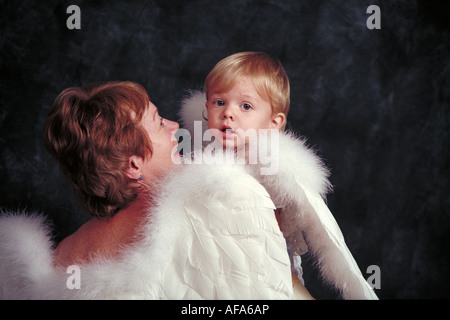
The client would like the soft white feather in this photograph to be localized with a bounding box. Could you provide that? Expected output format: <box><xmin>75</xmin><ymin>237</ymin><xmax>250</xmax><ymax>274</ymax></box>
<box><xmin>178</xmin><ymin>90</ymin><xmax>208</xmax><ymax>143</ymax></box>
<box><xmin>0</xmin><ymin>211</ymin><xmax>55</xmax><ymax>299</ymax></box>
<box><xmin>0</xmin><ymin>154</ymin><xmax>293</xmax><ymax>300</ymax></box>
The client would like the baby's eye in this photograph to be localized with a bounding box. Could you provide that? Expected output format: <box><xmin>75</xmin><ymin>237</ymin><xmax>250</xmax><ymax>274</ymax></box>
<box><xmin>241</xmin><ymin>103</ymin><xmax>253</xmax><ymax>111</ymax></box>
<box><xmin>160</xmin><ymin>117</ymin><xmax>165</xmax><ymax>127</ymax></box>
<box><xmin>213</xmin><ymin>99</ymin><xmax>225</xmax><ymax>107</ymax></box>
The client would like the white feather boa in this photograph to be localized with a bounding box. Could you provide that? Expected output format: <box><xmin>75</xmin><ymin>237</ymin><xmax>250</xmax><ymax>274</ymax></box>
<box><xmin>0</xmin><ymin>155</ymin><xmax>293</xmax><ymax>300</ymax></box>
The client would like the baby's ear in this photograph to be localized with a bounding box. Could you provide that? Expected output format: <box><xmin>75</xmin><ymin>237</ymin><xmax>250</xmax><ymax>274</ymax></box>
<box><xmin>270</xmin><ymin>112</ymin><xmax>286</xmax><ymax>130</ymax></box>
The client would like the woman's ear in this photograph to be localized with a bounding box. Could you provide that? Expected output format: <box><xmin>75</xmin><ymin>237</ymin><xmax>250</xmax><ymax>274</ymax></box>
<box><xmin>126</xmin><ymin>155</ymin><xmax>144</xmax><ymax>180</ymax></box>
<box><xmin>270</xmin><ymin>113</ymin><xmax>286</xmax><ymax>130</ymax></box>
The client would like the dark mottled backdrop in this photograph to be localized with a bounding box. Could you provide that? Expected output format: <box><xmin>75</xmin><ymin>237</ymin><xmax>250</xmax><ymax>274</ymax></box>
<box><xmin>1</xmin><ymin>0</ymin><xmax>449</xmax><ymax>299</ymax></box>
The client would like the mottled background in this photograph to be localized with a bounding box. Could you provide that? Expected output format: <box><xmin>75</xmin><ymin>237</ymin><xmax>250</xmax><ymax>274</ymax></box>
<box><xmin>1</xmin><ymin>0</ymin><xmax>449</xmax><ymax>299</ymax></box>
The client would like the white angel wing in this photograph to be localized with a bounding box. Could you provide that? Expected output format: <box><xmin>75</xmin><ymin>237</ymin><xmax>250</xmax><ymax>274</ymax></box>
<box><xmin>155</xmin><ymin>158</ymin><xmax>294</xmax><ymax>299</ymax></box>
<box><xmin>259</xmin><ymin>133</ymin><xmax>379</xmax><ymax>300</ymax></box>
<box><xmin>293</xmin><ymin>187</ymin><xmax>378</xmax><ymax>299</ymax></box>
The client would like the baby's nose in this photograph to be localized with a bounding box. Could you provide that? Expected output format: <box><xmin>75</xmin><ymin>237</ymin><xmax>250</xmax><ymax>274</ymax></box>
<box><xmin>222</xmin><ymin>107</ymin><xmax>234</xmax><ymax>120</ymax></box>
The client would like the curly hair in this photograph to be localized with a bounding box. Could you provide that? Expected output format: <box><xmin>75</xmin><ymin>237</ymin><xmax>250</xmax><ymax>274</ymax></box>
<box><xmin>43</xmin><ymin>81</ymin><xmax>153</xmax><ymax>218</ymax></box>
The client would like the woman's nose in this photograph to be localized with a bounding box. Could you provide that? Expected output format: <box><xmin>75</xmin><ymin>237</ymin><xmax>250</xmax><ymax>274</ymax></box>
<box><xmin>168</xmin><ymin>120</ymin><xmax>180</xmax><ymax>136</ymax></box>
<box><xmin>169</xmin><ymin>120</ymin><xmax>179</xmax><ymax>130</ymax></box>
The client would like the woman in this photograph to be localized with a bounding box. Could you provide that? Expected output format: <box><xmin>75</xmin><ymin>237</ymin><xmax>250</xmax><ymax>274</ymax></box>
<box><xmin>0</xmin><ymin>81</ymin><xmax>306</xmax><ymax>299</ymax></box>
<box><xmin>44</xmin><ymin>81</ymin><xmax>180</xmax><ymax>267</ymax></box>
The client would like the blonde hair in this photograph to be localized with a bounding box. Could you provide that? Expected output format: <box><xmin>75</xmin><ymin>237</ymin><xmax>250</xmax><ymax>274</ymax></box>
<box><xmin>204</xmin><ymin>52</ymin><xmax>290</xmax><ymax>129</ymax></box>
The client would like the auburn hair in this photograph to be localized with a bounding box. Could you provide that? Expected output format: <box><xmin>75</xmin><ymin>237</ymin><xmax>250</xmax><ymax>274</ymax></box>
<box><xmin>204</xmin><ymin>51</ymin><xmax>290</xmax><ymax>130</ymax></box>
<box><xmin>43</xmin><ymin>81</ymin><xmax>152</xmax><ymax>218</ymax></box>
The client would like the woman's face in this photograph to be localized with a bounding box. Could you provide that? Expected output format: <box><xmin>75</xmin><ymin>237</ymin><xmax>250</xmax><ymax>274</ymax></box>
<box><xmin>140</xmin><ymin>101</ymin><xmax>180</xmax><ymax>180</ymax></box>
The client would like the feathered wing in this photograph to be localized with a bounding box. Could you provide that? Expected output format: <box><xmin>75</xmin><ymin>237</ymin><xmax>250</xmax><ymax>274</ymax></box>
<box><xmin>179</xmin><ymin>89</ymin><xmax>208</xmax><ymax>142</ymax></box>
<box><xmin>298</xmin><ymin>187</ymin><xmax>377</xmax><ymax>299</ymax></box>
<box><xmin>179</xmin><ymin>90</ymin><xmax>209</xmax><ymax>150</ymax></box>
<box><xmin>255</xmin><ymin>132</ymin><xmax>378</xmax><ymax>299</ymax></box>
<box><xmin>148</xmin><ymin>153</ymin><xmax>293</xmax><ymax>299</ymax></box>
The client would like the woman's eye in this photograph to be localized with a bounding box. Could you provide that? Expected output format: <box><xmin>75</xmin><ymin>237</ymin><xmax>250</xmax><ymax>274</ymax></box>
<box><xmin>241</xmin><ymin>103</ymin><xmax>252</xmax><ymax>111</ymax></box>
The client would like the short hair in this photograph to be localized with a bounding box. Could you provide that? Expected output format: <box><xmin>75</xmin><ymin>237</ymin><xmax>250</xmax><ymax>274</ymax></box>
<box><xmin>204</xmin><ymin>52</ymin><xmax>290</xmax><ymax>130</ymax></box>
<box><xmin>43</xmin><ymin>81</ymin><xmax>152</xmax><ymax>218</ymax></box>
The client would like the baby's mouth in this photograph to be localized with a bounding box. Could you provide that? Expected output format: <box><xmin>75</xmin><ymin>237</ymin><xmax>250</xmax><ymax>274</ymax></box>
<box><xmin>220</xmin><ymin>125</ymin><xmax>236</xmax><ymax>134</ymax></box>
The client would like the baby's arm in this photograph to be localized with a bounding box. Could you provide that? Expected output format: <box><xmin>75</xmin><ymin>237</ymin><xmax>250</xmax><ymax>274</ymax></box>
<box><xmin>292</xmin><ymin>272</ymin><xmax>315</xmax><ymax>300</ymax></box>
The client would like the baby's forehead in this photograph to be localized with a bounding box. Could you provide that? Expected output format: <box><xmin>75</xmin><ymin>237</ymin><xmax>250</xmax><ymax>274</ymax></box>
<box><xmin>207</xmin><ymin>77</ymin><xmax>237</xmax><ymax>94</ymax></box>
<box><xmin>209</xmin><ymin>74</ymin><xmax>257</xmax><ymax>93</ymax></box>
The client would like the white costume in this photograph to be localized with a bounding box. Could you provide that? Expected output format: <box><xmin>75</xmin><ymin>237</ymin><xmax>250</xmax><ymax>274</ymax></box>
<box><xmin>179</xmin><ymin>91</ymin><xmax>378</xmax><ymax>300</ymax></box>
<box><xmin>0</xmin><ymin>158</ymin><xmax>292</xmax><ymax>299</ymax></box>
<box><xmin>0</xmin><ymin>91</ymin><xmax>377</xmax><ymax>300</ymax></box>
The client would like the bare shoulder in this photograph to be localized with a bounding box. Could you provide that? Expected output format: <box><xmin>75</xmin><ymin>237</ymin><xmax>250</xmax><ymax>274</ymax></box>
<box><xmin>53</xmin><ymin>200</ymin><xmax>149</xmax><ymax>267</ymax></box>
<box><xmin>53</xmin><ymin>219</ymin><xmax>97</xmax><ymax>267</ymax></box>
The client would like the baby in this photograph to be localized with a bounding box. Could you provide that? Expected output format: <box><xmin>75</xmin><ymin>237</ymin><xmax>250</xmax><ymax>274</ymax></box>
<box><xmin>180</xmin><ymin>51</ymin><xmax>378</xmax><ymax>299</ymax></box>
<box><xmin>202</xmin><ymin>51</ymin><xmax>309</xmax><ymax>294</ymax></box>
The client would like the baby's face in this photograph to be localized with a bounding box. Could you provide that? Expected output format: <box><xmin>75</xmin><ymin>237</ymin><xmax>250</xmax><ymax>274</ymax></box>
<box><xmin>206</xmin><ymin>76</ymin><xmax>280</xmax><ymax>150</ymax></box>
